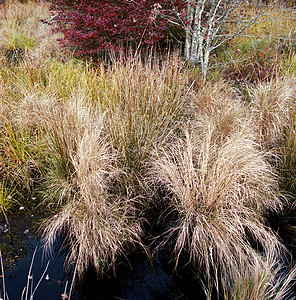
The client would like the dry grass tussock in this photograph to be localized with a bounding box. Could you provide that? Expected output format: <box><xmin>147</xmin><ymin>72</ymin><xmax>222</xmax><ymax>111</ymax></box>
<box><xmin>151</xmin><ymin>112</ymin><xmax>290</xmax><ymax>296</ymax></box>
<box><xmin>40</xmin><ymin>96</ymin><xmax>144</xmax><ymax>278</ymax></box>
<box><xmin>189</xmin><ymin>80</ymin><xmax>248</xmax><ymax>141</ymax></box>
<box><xmin>248</xmin><ymin>76</ymin><xmax>296</xmax><ymax>146</ymax></box>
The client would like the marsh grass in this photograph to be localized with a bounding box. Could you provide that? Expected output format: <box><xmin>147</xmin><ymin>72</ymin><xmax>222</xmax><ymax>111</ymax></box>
<box><xmin>0</xmin><ymin>45</ymin><xmax>188</xmax><ymax>281</ymax></box>
<box><xmin>214</xmin><ymin>3</ymin><xmax>296</xmax><ymax>84</ymax></box>
<box><xmin>39</xmin><ymin>54</ymin><xmax>188</xmax><ymax>280</ymax></box>
<box><xmin>231</xmin><ymin>4</ymin><xmax>296</xmax><ymax>45</ymax></box>
<box><xmin>0</xmin><ymin>107</ymin><xmax>45</xmax><ymax>202</ymax></box>
<box><xmin>248</xmin><ymin>76</ymin><xmax>296</xmax><ymax>196</ymax></box>
<box><xmin>39</xmin><ymin>97</ymin><xmax>145</xmax><ymax>281</ymax></box>
<box><xmin>279</xmin><ymin>112</ymin><xmax>296</xmax><ymax>193</ymax></box>
<box><xmin>0</xmin><ymin>181</ymin><xmax>17</xmax><ymax>224</ymax></box>
<box><xmin>0</xmin><ymin>58</ymin><xmax>85</xmax><ymax>100</ymax></box>
<box><xmin>0</xmin><ymin>0</ymin><xmax>62</xmax><ymax>61</ymax></box>
<box><xmin>282</xmin><ymin>51</ymin><xmax>296</xmax><ymax>76</ymax></box>
<box><xmin>189</xmin><ymin>80</ymin><xmax>246</xmax><ymax>131</ymax></box>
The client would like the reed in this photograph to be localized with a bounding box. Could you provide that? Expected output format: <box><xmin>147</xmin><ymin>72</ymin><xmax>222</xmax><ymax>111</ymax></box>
<box><xmin>98</xmin><ymin>53</ymin><xmax>188</xmax><ymax>194</ymax></box>
<box><xmin>0</xmin><ymin>247</ymin><xmax>51</xmax><ymax>300</ymax></box>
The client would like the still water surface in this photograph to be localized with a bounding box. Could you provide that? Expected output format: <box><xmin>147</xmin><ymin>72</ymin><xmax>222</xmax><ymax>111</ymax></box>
<box><xmin>5</xmin><ymin>236</ymin><xmax>202</xmax><ymax>300</ymax></box>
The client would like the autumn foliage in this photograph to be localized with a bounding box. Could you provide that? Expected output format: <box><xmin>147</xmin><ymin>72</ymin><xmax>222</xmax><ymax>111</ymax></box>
<box><xmin>46</xmin><ymin>0</ymin><xmax>185</xmax><ymax>57</ymax></box>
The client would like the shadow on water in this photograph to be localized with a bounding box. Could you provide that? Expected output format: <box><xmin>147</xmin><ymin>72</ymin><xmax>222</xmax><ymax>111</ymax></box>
<box><xmin>0</xmin><ymin>213</ymin><xmax>206</xmax><ymax>299</ymax></box>
<box><xmin>73</xmin><ymin>251</ymin><xmax>205</xmax><ymax>300</ymax></box>
<box><xmin>2</xmin><ymin>208</ymin><xmax>296</xmax><ymax>299</ymax></box>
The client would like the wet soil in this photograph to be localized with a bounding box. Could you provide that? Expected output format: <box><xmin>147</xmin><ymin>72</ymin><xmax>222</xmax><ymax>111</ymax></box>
<box><xmin>0</xmin><ymin>212</ymin><xmax>35</xmax><ymax>269</ymax></box>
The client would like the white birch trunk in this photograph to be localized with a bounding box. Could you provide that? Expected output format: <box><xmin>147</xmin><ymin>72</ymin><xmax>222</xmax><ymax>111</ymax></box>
<box><xmin>201</xmin><ymin>49</ymin><xmax>210</xmax><ymax>80</ymax></box>
<box><xmin>184</xmin><ymin>0</ymin><xmax>195</xmax><ymax>62</ymax></box>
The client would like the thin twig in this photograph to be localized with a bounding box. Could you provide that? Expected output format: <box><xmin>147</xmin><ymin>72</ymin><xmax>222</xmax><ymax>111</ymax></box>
<box><xmin>68</xmin><ymin>264</ymin><xmax>77</xmax><ymax>300</ymax></box>
<box><xmin>61</xmin><ymin>281</ymin><xmax>68</xmax><ymax>300</ymax></box>
<box><xmin>30</xmin><ymin>277</ymin><xmax>33</xmax><ymax>300</ymax></box>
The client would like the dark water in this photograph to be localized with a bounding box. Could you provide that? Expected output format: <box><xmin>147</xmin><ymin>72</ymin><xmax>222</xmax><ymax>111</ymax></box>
<box><xmin>3</xmin><ymin>237</ymin><xmax>204</xmax><ymax>300</ymax></box>
<box><xmin>0</xmin><ymin>212</ymin><xmax>204</xmax><ymax>299</ymax></box>
<box><xmin>73</xmin><ymin>252</ymin><xmax>204</xmax><ymax>300</ymax></box>
<box><xmin>5</xmin><ymin>237</ymin><xmax>67</xmax><ymax>300</ymax></box>
<box><xmin>2</xmin><ymin>210</ymin><xmax>295</xmax><ymax>299</ymax></box>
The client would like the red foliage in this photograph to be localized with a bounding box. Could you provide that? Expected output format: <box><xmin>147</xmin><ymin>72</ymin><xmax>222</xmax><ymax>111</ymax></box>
<box><xmin>46</xmin><ymin>0</ymin><xmax>185</xmax><ymax>57</ymax></box>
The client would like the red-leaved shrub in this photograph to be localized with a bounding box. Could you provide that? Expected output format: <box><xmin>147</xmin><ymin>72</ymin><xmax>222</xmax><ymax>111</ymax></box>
<box><xmin>46</xmin><ymin>0</ymin><xmax>185</xmax><ymax>57</ymax></box>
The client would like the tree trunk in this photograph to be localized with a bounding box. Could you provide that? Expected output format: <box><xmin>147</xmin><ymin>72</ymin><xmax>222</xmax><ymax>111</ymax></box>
<box><xmin>201</xmin><ymin>49</ymin><xmax>210</xmax><ymax>81</ymax></box>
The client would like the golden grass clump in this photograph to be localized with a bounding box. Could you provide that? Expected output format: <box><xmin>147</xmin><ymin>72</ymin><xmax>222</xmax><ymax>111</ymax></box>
<box><xmin>151</xmin><ymin>115</ymin><xmax>286</xmax><ymax>296</ymax></box>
